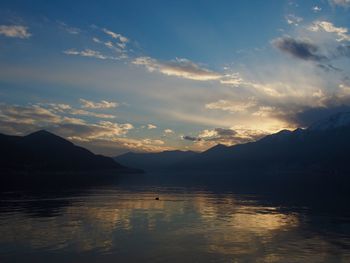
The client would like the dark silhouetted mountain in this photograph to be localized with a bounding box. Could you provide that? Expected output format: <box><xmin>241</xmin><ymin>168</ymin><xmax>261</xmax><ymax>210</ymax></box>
<box><xmin>114</xmin><ymin>150</ymin><xmax>198</xmax><ymax>171</ymax></box>
<box><xmin>0</xmin><ymin>130</ymin><xmax>124</xmax><ymax>172</ymax></box>
<box><xmin>175</xmin><ymin>112</ymin><xmax>350</xmax><ymax>175</ymax></box>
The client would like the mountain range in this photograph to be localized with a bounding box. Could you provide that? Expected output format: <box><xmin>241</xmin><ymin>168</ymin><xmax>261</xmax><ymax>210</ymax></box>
<box><xmin>2</xmin><ymin>112</ymin><xmax>350</xmax><ymax>190</ymax></box>
<box><xmin>116</xmin><ymin>112</ymin><xmax>350</xmax><ymax>176</ymax></box>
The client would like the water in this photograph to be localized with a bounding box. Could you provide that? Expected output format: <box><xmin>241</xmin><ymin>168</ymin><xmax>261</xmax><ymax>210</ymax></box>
<box><xmin>1</xmin><ymin>185</ymin><xmax>350</xmax><ymax>262</ymax></box>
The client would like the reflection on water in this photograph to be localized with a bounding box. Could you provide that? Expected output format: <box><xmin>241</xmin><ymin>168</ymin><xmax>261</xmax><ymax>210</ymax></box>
<box><xmin>1</xmin><ymin>186</ymin><xmax>350</xmax><ymax>262</ymax></box>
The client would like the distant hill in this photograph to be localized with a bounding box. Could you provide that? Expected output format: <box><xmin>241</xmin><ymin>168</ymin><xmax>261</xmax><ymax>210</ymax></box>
<box><xmin>114</xmin><ymin>150</ymin><xmax>198</xmax><ymax>171</ymax></box>
<box><xmin>0</xmin><ymin>130</ymin><xmax>125</xmax><ymax>172</ymax></box>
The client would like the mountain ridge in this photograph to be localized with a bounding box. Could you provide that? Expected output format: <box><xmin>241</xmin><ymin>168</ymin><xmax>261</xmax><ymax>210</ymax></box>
<box><xmin>114</xmin><ymin>112</ymin><xmax>350</xmax><ymax>175</ymax></box>
<box><xmin>0</xmin><ymin>130</ymin><xmax>125</xmax><ymax>172</ymax></box>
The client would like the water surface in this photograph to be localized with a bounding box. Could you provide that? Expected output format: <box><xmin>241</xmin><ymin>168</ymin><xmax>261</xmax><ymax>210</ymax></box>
<box><xmin>1</xmin><ymin>185</ymin><xmax>350</xmax><ymax>262</ymax></box>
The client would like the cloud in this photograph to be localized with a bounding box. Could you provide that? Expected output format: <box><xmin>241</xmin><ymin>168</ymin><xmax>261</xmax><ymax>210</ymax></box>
<box><xmin>142</xmin><ymin>138</ymin><xmax>164</xmax><ymax>145</ymax></box>
<box><xmin>182</xmin><ymin>135</ymin><xmax>201</xmax><ymax>142</ymax></box>
<box><xmin>285</xmin><ymin>104</ymin><xmax>350</xmax><ymax>128</ymax></box>
<box><xmin>57</xmin><ymin>21</ymin><xmax>80</xmax><ymax>34</ymax></box>
<box><xmin>72</xmin><ymin>136</ymin><xmax>171</xmax><ymax>155</ymax></box>
<box><xmin>0</xmin><ymin>104</ymin><xmax>131</xmax><ymax>139</ymax></box>
<box><xmin>252</xmin><ymin>106</ymin><xmax>277</xmax><ymax>117</ymax></box>
<box><xmin>63</xmin><ymin>48</ymin><xmax>126</xmax><ymax>60</ymax></box>
<box><xmin>44</xmin><ymin>102</ymin><xmax>116</xmax><ymax>119</ymax></box>
<box><xmin>93</xmin><ymin>37</ymin><xmax>102</xmax><ymax>43</ymax></box>
<box><xmin>219</xmin><ymin>73</ymin><xmax>245</xmax><ymax>87</ymax></box>
<box><xmin>0</xmin><ymin>103</ymin><xmax>83</xmax><ymax>134</ymax></box>
<box><xmin>0</xmin><ymin>25</ymin><xmax>31</xmax><ymax>38</ymax></box>
<box><xmin>272</xmin><ymin>37</ymin><xmax>326</xmax><ymax>61</ymax></box>
<box><xmin>60</xmin><ymin>121</ymin><xmax>174</xmax><ymax>155</ymax></box>
<box><xmin>205</xmin><ymin>99</ymin><xmax>257</xmax><ymax>113</ymax></box>
<box><xmin>147</xmin><ymin>124</ymin><xmax>157</xmax><ymax>129</ymax></box>
<box><xmin>132</xmin><ymin>57</ymin><xmax>223</xmax><ymax>81</ymax></box>
<box><xmin>335</xmin><ymin>45</ymin><xmax>350</xmax><ymax>58</ymax></box>
<box><xmin>0</xmin><ymin>104</ymin><xmax>61</xmax><ymax>125</ymax></box>
<box><xmin>61</xmin><ymin>117</ymin><xmax>86</xmax><ymax>125</ymax></box>
<box><xmin>308</xmin><ymin>21</ymin><xmax>350</xmax><ymax>42</ymax></box>
<box><xmin>164</xmin><ymin>129</ymin><xmax>174</xmax><ymax>134</ymax></box>
<box><xmin>285</xmin><ymin>14</ymin><xmax>303</xmax><ymax>26</ymax></box>
<box><xmin>103</xmin><ymin>41</ymin><xmax>128</xmax><ymax>56</ymax></box>
<box><xmin>50</xmin><ymin>121</ymin><xmax>133</xmax><ymax>141</ymax></box>
<box><xmin>63</xmin><ymin>49</ymin><xmax>109</xmax><ymax>60</ymax></box>
<box><xmin>183</xmin><ymin>127</ymin><xmax>268</xmax><ymax>147</ymax></box>
<box><xmin>92</xmin><ymin>30</ymin><xmax>129</xmax><ymax>59</ymax></box>
<box><xmin>48</xmin><ymin>103</ymin><xmax>72</xmax><ymax>111</ymax></box>
<box><xmin>0</xmin><ymin>103</ymin><xmax>113</xmax><ymax>128</ymax></box>
<box><xmin>0</xmin><ymin>103</ymin><xmax>176</xmax><ymax>155</ymax></box>
<box><xmin>102</xmin><ymin>28</ymin><xmax>129</xmax><ymax>43</ymax></box>
<box><xmin>79</xmin><ymin>99</ymin><xmax>119</xmax><ymax>109</ymax></box>
<box><xmin>69</xmin><ymin>109</ymin><xmax>115</xmax><ymax>119</ymax></box>
<box><xmin>312</xmin><ymin>6</ymin><xmax>322</xmax><ymax>12</ymax></box>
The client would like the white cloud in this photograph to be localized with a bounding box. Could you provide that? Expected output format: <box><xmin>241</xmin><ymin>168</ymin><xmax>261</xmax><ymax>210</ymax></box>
<box><xmin>285</xmin><ymin>14</ymin><xmax>303</xmax><ymax>26</ymax></box>
<box><xmin>133</xmin><ymin>56</ymin><xmax>246</xmax><ymax>85</ymax></box>
<box><xmin>92</xmin><ymin>33</ymin><xmax>128</xmax><ymax>58</ymax></box>
<box><xmin>198</xmin><ymin>129</ymin><xmax>218</xmax><ymax>138</ymax></box>
<box><xmin>103</xmin><ymin>41</ymin><xmax>127</xmax><ymax>54</ymax></box>
<box><xmin>132</xmin><ymin>57</ymin><xmax>223</xmax><ymax>81</ymax></box>
<box><xmin>79</xmin><ymin>99</ymin><xmax>119</xmax><ymax>109</ymax></box>
<box><xmin>147</xmin><ymin>124</ymin><xmax>157</xmax><ymax>129</ymax></box>
<box><xmin>50</xmin><ymin>121</ymin><xmax>134</xmax><ymax>144</ymax></box>
<box><xmin>0</xmin><ymin>25</ymin><xmax>31</xmax><ymax>38</ymax></box>
<box><xmin>93</xmin><ymin>37</ymin><xmax>102</xmax><ymax>43</ymax></box>
<box><xmin>142</xmin><ymin>138</ymin><xmax>164</xmax><ymax>145</ymax></box>
<box><xmin>62</xmin><ymin>117</ymin><xmax>86</xmax><ymax>125</ymax></box>
<box><xmin>308</xmin><ymin>21</ymin><xmax>350</xmax><ymax>41</ymax></box>
<box><xmin>63</xmin><ymin>49</ymin><xmax>108</xmax><ymax>59</ymax></box>
<box><xmin>102</xmin><ymin>28</ymin><xmax>129</xmax><ymax>43</ymax></box>
<box><xmin>48</xmin><ymin>103</ymin><xmax>72</xmax><ymax>112</ymax></box>
<box><xmin>183</xmin><ymin>127</ymin><xmax>268</xmax><ymax>149</ymax></box>
<box><xmin>312</xmin><ymin>6</ymin><xmax>322</xmax><ymax>12</ymax></box>
<box><xmin>220</xmin><ymin>73</ymin><xmax>245</xmax><ymax>87</ymax></box>
<box><xmin>164</xmin><ymin>129</ymin><xmax>174</xmax><ymax>134</ymax></box>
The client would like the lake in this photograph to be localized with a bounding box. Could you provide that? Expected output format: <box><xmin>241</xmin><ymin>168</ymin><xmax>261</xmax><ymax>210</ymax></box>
<box><xmin>1</xmin><ymin>183</ymin><xmax>350</xmax><ymax>262</ymax></box>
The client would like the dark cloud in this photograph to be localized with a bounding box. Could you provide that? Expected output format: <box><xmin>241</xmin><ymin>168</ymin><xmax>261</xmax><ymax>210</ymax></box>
<box><xmin>214</xmin><ymin>128</ymin><xmax>237</xmax><ymax>136</ymax></box>
<box><xmin>183</xmin><ymin>128</ymin><xmax>267</xmax><ymax>146</ymax></box>
<box><xmin>182</xmin><ymin>135</ymin><xmax>201</xmax><ymax>141</ymax></box>
<box><xmin>273</xmin><ymin>37</ymin><xmax>327</xmax><ymax>61</ymax></box>
<box><xmin>317</xmin><ymin>63</ymin><xmax>342</xmax><ymax>72</ymax></box>
<box><xmin>284</xmin><ymin>105</ymin><xmax>350</xmax><ymax>127</ymax></box>
<box><xmin>334</xmin><ymin>45</ymin><xmax>350</xmax><ymax>58</ymax></box>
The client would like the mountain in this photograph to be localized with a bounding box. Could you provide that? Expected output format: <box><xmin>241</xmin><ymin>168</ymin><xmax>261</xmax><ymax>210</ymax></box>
<box><xmin>0</xmin><ymin>130</ymin><xmax>124</xmax><ymax>172</ymax></box>
<box><xmin>114</xmin><ymin>150</ymin><xmax>198</xmax><ymax>171</ymax></box>
<box><xmin>176</xmin><ymin>112</ymin><xmax>350</xmax><ymax>175</ymax></box>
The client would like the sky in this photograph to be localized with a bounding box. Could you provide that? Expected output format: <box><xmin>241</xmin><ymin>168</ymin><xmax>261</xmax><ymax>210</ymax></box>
<box><xmin>0</xmin><ymin>0</ymin><xmax>350</xmax><ymax>156</ymax></box>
